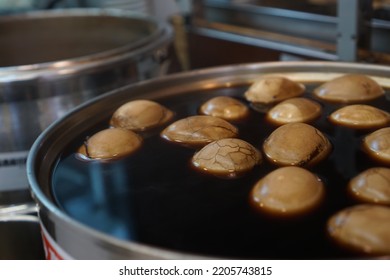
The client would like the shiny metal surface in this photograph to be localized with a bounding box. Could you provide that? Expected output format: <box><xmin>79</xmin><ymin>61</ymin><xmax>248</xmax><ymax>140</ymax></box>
<box><xmin>0</xmin><ymin>8</ymin><xmax>173</xmax><ymax>203</ymax></box>
<box><xmin>0</xmin><ymin>203</ymin><xmax>37</xmax><ymax>216</ymax></box>
<box><xmin>27</xmin><ymin>61</ymin><xmax>390</xmax><ymax>259</ymax></box>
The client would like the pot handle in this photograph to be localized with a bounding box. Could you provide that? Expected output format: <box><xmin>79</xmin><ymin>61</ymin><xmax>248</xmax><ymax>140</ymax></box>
<box><xmin>0</xmin><ymin>203</ymin><xmax>37</xmax><ymax>217</ymax></box>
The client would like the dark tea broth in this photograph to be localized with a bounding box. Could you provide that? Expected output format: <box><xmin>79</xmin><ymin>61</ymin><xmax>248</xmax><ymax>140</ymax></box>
<box><xmin>51</xmin><ymin>84</ymin><xmax>390</xmax><ymax>259</ymax></box>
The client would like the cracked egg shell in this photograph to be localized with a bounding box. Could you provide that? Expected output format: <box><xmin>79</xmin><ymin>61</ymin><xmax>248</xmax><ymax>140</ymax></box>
<box><xmin>313</xmin><ymin>74</ymin><xmax>384</xmax><ymax>103</ymax></box>
<box><xmin>363</xmin><ymin>127</ymin><xmax>390</xmax><ymax>164</ymax></box>
<box><xmin>160</xmin><ymin>115</ymin><xmax>239</xmax><ymax>148</ymax></box>
<box><xmin>110</xmin><ymin>99</ymin><xmax>174</xmax><ymax>132</ymax></box>
<box><xmin>329</xmin><ymin>104</ymin><xmax>390</xmax><ymax>129</ymax></box>
<box><xmin>78</xmin><ymin>128</ymin><xmax>142</xmax><ymax>160</ymax></box>
<box><xmin>191</xmin><ymin>138</ymin><xmax>261</xmax><ymax>178</ymax></box>
<box><xmin>348</xmin><ymin>167</ymin><xmax>390</xmax><ymax>205</ymax></box>
<box><xmin>263</xmin><ymin>122</ymin><xmax>331</xmax><ymax>167</ymax></box>
<box><xmin>327</xmin><ymin>204</ymin><xmax>390</xmax><ymax>256</ymax></box>
<box><xmin>250</xmin><ymin>166</ymin><xmax>324</xmax><ymax>217</ymax></box>
<box><xmin>266</xmin><ymin>97</ymin><xmax>322</xmax><ymax>125</ymax></box>
<box><xmin>244</xmin><ymin>76</ymin><xmax>305</xmax><ymax>105</ymax></box>
<box><xmin>199</xmin><ymin>96</ymin><xmax>249</xmax><ymax>121</ymax></box>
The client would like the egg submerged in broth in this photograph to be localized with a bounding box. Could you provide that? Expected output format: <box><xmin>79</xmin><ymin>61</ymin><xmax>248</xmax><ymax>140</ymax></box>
<box><xmin>160</xmin><ymin>115</ymin><xmax>239</xmax><ymax>148</ymax></box>
<box><xmin>199</xmin><ymin>96</ymin><xmax>250</xmax><ymax>121</ymax></box>
<box><xmin>77</xmin><ymin>128</ymin><xmax>142</xmax><ymax>160</ymax></box>
<box><xmin>191</xmin><ymin>138</ymin><xmax>262</xmax><ymax>178</ymax></box>
<box><xmin>329</xmin><ymin>104</ymin><xmax>390</xmax><ymax>129</ymax></box>
<box><xmin>327</xmin><ymin>204</ymin><xmax>390</xmax><ymax>256</ymax></box>
<box><xmin>110</xmin><ymin>99</ymin><xmax>174</xmax><ymax>132</ymax></box>
<box><xmin>313</xmin><ymin>74</ymin><xmax>384</xmax><ymax>103</ymax></box>
<box><xmin>348</xmin><ymin>167</ymin><xmax>390</xmax><ymax>205</ymax></box>
<box><xmin>263</xmin><ymin>123</ymin><xmax>332</xmax><ymax>167</ymax></box>
<box><xmin>363</xmin><ymin>127</ymin><xmax>390</xmax><ymax>165</ymax></box>
<box><xmin>250</xmin><ymin>166</ymin><xmax>325</xmax><ymax>217</ymax></box>
<box><xmin>266</xmin><ymin>97</ymin><xmax>322</xmax><ymax>125</ymax></box>
<box><xmin>244</xmin><ymin>76</ymin><xmax>305</xmax><ymax>111</ymax></box>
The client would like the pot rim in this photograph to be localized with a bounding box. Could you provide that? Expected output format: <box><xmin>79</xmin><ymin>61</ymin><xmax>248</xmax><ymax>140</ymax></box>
<box><xmin>0</xmin><ymin>8</ymin><xmax>172</xmax><ymax>81</ymax></box>
<box><xmin>26</xmin><ymin>61</ymin><xmax>390</xmax><ymax>259</ymax></box>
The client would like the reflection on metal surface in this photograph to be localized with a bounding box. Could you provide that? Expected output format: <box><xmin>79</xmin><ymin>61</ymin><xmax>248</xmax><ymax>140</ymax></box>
<box><xmin>0</xmin><ymin>203</ymin><xmax>37</xmax><ymax>216</ymax></box>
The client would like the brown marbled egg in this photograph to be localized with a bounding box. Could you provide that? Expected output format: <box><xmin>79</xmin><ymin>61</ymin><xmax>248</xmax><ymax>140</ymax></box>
<box><xmin>199</xmin><ymin>96</ymin><xmax>249</xmax><ymax>121</ymax></box>
<box><xmin>329</xmin><ymin>104</ymin><xmax>390</xmax><ymax>129</ymax></box>
<box><xmin>244</xmin><ymin>76</ymin><xmax>305</xmax><ymax>106</ymax></box>
<box><xmin>78</xmin><ymin>128</ymin><xmax>142</xmax><ymax>160</ymax></box>
<box><xmin>160</xmin><ymin>115</ymin><xmax>239</xmax><ymax>148</ymax></box>
<box><xmin>191</xmin><ymin>138</ymin><xmax>262</xmax><ymax>178</ymax></box>
<box><xmin>363</xmin><ymin>127</ymin><xmax>390</xmax><ymax>164</ymax></box>
<box><xmin>250</xmin><ymin>166</ymin><xmax>325</xmax><ymax>217</ymax></box>
<box><xmin>313</xmin><ymin>74</ymin><xmax>384</xmax><ymax>103</ymax></box>
<box><xmin>263</xmin><ymin>122</ymin><xmax>332</xmax><ymax>166</ymax></box>
<box><xmin>110</xmin><ymin>99</ymin><xmax>174</xmax><ymax>132</ymax></box>
<box><xmin>348</xmin><ymin>167</ymin><xmax>390</xmax><ymax>205</ymax></box>
<box><xmin>267</xmin><ymin>97</ymin><xmax>322</xmax><ymax>125</ymax></box>
<box><xmin>327</xmin><ymin>204</ymin><xmax>390</xmax><ymax>256</ymax></box>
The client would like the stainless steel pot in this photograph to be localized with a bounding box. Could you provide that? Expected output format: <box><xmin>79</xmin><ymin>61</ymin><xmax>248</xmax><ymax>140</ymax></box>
<box><xmin>0</xmin><ymin>8</ymin><xmax>173</xmax><ymax>205</ymax></box>
<box><xmin>27</xmin><ymin>61</ymin><xmax>390</xmax><ymax>259</ymax></box>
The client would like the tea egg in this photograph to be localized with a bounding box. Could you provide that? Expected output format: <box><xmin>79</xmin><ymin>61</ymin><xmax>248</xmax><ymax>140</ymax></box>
<box><xmin>327</xmin><ymin>204</ymin><xmax>390</xmax><ymax>256</ymax></box>
<box><xmin>78</xmin><ymin>128</ymin><xmax>142</xmax><ymax>160</ymax></box>
<box><xmin>266</xmin><ymin>97</ymin><xmax>322</xmax><ymax>125</ymax></box>
<box><xmin>329</xmin><ymin>104</ymin><xmax>390</xmax><ymax>129</ymax></box>
<box><xmin>192</xmin><ymin>138</ymin><xmax>262</xmax><ymax>178</ymax></box>
<box><xmin>348</xmin><ymin>167</ymin><xmax>390</xmax><ymax>205</ymax></box>
<box><xmin>263</xmin><ymin>123</ymin><xmax>332</xmax><ymax>166</ymax></box>
<box><xmin>110</xmin><ymin>99</ymin><xmax>174</xmax><ymax>132</ymax></box>
<box><xmin>199</xmin><ymin>96</ymin><xmax>249</xmax><ymax>121</ymax></box>
<box><xmin>250</xmin><ymin>166</ymin><xmax>325</xmax><ymax>217</ymax></box>
<box><xmin>363</xmin><ymin>127</ymin><xmax>390</xmax><ymax>164</ymax></box>
<box><xmin>160</xmin><ymin>115</ymin><xmax>239</xmax><ymax>148</ymax></box>
<box><xmin>244</xmin><ymin>76</ymin><xmax>305</xmax><ymax>105</ymax></box>
<box><xmin>313</xmin><ymin>74</ymin><xmax>384</xmax><ymax>103</ymax></box>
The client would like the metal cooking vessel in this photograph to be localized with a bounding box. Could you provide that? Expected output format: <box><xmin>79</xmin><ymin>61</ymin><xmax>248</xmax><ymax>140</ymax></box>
<box><xmin>27</xmin><ymin>61</ymin><xmax>390</xmax><ymax>259</ymax></box>
<box><xmin>0</xmin><ymin>8</ymin><xmax>173</xmax><ymax>205</ymax></box>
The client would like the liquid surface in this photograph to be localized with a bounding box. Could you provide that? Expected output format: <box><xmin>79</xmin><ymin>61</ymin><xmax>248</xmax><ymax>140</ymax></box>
<box><xmin>51</xmin><ymin>84</ymin><xmax>390</xmax><ymax>259</ymax></box>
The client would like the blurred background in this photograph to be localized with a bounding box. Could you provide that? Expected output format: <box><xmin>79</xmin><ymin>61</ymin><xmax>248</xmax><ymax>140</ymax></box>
<box><xmin>0</xmin><ymin>0</ymin><xmax>389</xmax><ymax>69</ymax></box>
<box><xmin>0</xmin><ymin>0</ymin><xmax>182</xmax><ymax>20</ymax></box>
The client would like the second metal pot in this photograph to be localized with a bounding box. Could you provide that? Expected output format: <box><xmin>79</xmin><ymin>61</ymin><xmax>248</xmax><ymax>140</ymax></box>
<box><xmin>0</xmin><ymin>8</ymin><xmax>173</xmax><ymax>205</ymax></box>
